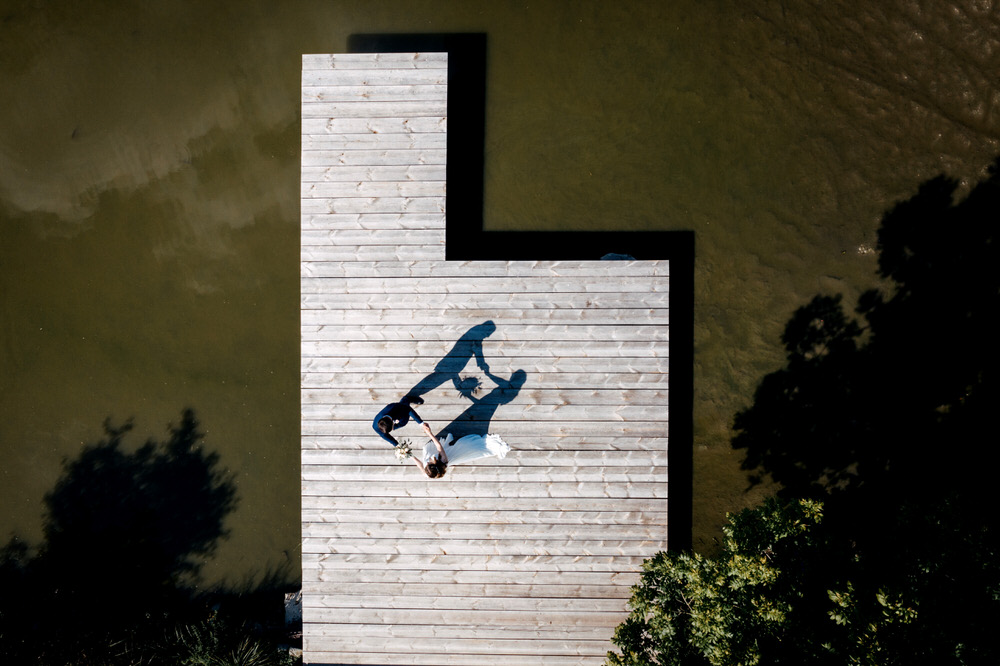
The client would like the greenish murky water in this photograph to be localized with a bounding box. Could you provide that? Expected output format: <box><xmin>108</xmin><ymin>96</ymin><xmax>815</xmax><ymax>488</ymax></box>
<box><xmin>2</xmin><ymin>0</ymin><xmax>998</xmax><ymax>583</ymax></box>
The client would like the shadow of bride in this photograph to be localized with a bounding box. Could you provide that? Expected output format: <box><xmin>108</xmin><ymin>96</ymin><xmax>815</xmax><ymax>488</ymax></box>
<box><xmin>438</xmin><ymin>368</ymin><xmax>527</xmax><ymax>439</ymax></box>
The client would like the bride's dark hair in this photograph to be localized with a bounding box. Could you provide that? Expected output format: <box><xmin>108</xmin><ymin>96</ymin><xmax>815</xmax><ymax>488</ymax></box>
<box><xmin>424</xmin><ymin>457</ymin><xmax>447</xmax><ymax>479</ymax></box>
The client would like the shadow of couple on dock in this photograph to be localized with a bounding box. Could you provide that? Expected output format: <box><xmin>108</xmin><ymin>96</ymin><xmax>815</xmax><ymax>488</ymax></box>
<box><xmin>405</xmin><ymin>320</ymin><xmax>527</xmax><ymax>438</ymax></box>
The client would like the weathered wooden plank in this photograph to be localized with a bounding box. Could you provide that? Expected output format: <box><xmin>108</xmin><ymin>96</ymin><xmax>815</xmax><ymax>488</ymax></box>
<box><xmin>299</xmin><ymin>277</ymin><xmax>667</xmax><ymax>296</ymax></box>
<box><xmin>300</xmin><ymin>293</ymin><xmax>666</xmax><ymax>311</ymax></box>
<box><xmin>300</xmin><ymin>197</ymin><xmax>446</xmax><ymax>215</ymax></box>
<box><xmin>301</xmin><ymin>455</ymin><xmax>665</xmax><ymax>473</ymax></box>
<box><xmin>300</xmin><ymin>262</ymin><xmax>662</xmax><ymax>277</ymax></box>
<box><xmin>302</xmin><ymin>509</ymin><xmax>659</xmax><ymax>526</ymax></box>
<box><xmin>300</xmin><ymin>355</ymin><xmax>667</xmax><ymax>375</ymax></box>
<box><xmin>302</xmin><ymin>85</ymin><xmax>449</xmax><ymax>103</ymax></box>
<box><xmin>300</xmin><ymin>517</ymin><xmax>666</xmax><ymax>538</ymax></box>
<box><xmin>301</xmin><ymin>493</ymin><xmax>664</xmax><ymax>511</ymax></box>
<box><xmin>300</xmin><ymin>309</ymin><xmax>667</xmax><ymax>327</ymax></box>
<box><xmin>302</xmin><ymin>446</ymin><xmax>665</xmax><ymax>465</ymax></box>
<box><xmin>305</xmin><ymin>635</ymin><xmax>615</xmax><ymax>659</ymax></box>
<box><xmin>301</xmin><ymin>234</ymin><xmax>447</xmax><ymax>252</ymax></box>
<box><xmin>302</xmin><ymin>134</ymin><xmax>448</xmax><ymax>153</ymax></box>
<box><xmin>300</xmin><ymin>643</ymin><xmax>613</xmax><ymax>666</ymax></box>
<box><xmin>301</xmin><ymin>181</ymin><xmax>446</xmax><ymax>199</ymax></box>
<box><xmin>301</xmin><ymin>428</ymin><xmax>665</xmax><ymax>447</ymax></box>
<box><xmin>315</xmin><ymin>436</ymin><xmax>642</xmax><ymax>456</ymax></box>
<box><xmin>302</xmin><ymin>636</ymin><xmax>608</xmax><ymax>663</ymax></box>
<box><xmin>300</xmin><ymin>480</ymin><xmax>666</xmax><ymax>499</ymax></box>
<box><xmin>301</xmin><ymin>543</ymin><xmax>660</xmax><ymax>564</ymax></box>
<box><xmin>305</xmin><ymin>568</ymin><xmax>641</xmax><ymax>587</ymax></box>
<box><xmin>301</xmin><ymin>434</ymin><xmax>668</xmax><ymax>451</ymax></box>
<box><xmin>300</xmin><ymin>242</ymin><xmax>450</xmax><ymax>258</ymax></box>
<box><xmin>301</xmin><ymin>149</ymin><xmax>448</xmax><ymax>168</ymax></box>
<box><xmin>302</xmin><ymin>52</ymin><xmax>449</xmax><ymax>70</ymax></box>
<box><xmin>303</xmin><ymin>650</ymin><xmax>606</xmax><ymax>666</ymax></box>
<box><xmin>299</xmin><ymin>552</ymin><xmax>645</xmax><ymax>572</ymax></box>
<box><xmin>301</xmin><ymin>259</ymin><xmax>668</xmax><ymax>278</ymax></box>
<box><xmin>301</xmin><ymin>340</ymin><xmax>665</xmax><ymax>359</ymax></box>
<box><xmin>301</xmin><ymin>518</ymin><xmax>666</xmax><ymax>540</ymax></box>
<box><xmin>301</xmin><ymin>522</ymin><xmax>664</xmax><ymax>541</ymax></box>
<box><xmin>299</xmin><ymin>327</ymin><xmax>665</xmax><ymax>345</ymax></box>
<box><xmin>301</xmin><ymin>117</ymin><xmax>447</xmax><ymax>137</ymax></box>
<box><xmin>301</xmin><ymin>70</ymin><xmax>448</xmax><ymax>87</ymax></box>
<box><xmin>303</xmin><ymin>583</ymin><xmax>630</xmax><ymax>610</ymax></box>
<box><xmin>301</xmin><ymin>552</ymin><xmax>649</xmax><ymax>572</ymax></box>
<box><xmin>302</xmin><ymin>101</ymin><xmax>448</xmax><ymax>119</ymax></box>
<box><xmin>300</xmin><ymin>389</ymin><xmax>667</xmax><ymax>410</ymax></box>
<box><xmin>301</xmin><ymin>421</ymin><xmax>668</xmax><ymax>439</ymax></box>
<box><xmin>301</xmin><ymin>514</ymin><xmax>665</xmax><ymax>536</ymax></box>
<box><xmin>301</xmin><ymin>214</ymin><xmax>446</xmax><ymax>231</ymax></box>
<box><xmin>302</xmin><ymin>406</ymin><xmax>664</xmax><ymax>427</ymax></box>
<box><xmin>303</xmin><ymin>397</ymin><xmax>664</xmax><ymax>415</ymax></box>
<box><xmin>301</xmin><ymin>229</ymin><xmax>445</xmax><ymax>247</ymax></box>
<box><xmin>300</xmin><ymin>466</ymin><xmax>665</xmax><ymax>484</ymax></box>
<box><xmin>300</xmin><ymin>276</ymin><xmax>669</xmax><ymax>293</ymax></box>
<box><xmin>301</xmin><ymin>370</ymin><xmax>667</xmax><ymax>389</ymax></box>
<box><xmin>302</xmin><ymin>423</ymin><xmax>667</xmax><ymax>442</ymax></box>
<box><xmin>303</xmin><ymin>606</ymin><xmax>619</xmax><ymax>628</ymax></box>
<box><xmin>302</xmin><ymin>169</ymin><xmax>446</xmax><ymax>189</ymax></box>
<box><xmin>301</xmin><ymin>387</ymin><xmax>667</xmax><ymax>406</ymax></box>
<box><xmin>303</xmin><ymin>593</ymin><xmax>627</xmax><ymax>614</ymax></box>
<box><xmin>301</xmin><ymin>247</ymin><xmax>447</xmax><ymax>263</ymax></box>
<box><xmin>303</xmin><ymin>552</ymin><xmax>644</xmax><ymax>580</ymax></box>
<box><xmin>305</xmin><ymin>622</ymin><xmax>613</xmax><ymax>640</ymax></box>
<box><xmin>300</xmin><ymin>414</ymin><xmax>668</xmax><ymax>434</ymax></box>
<box><xmin>301</xmin><ymin>457</ymin><xmax>665</xmax><ymax>476</ymax></box>
<box><xmin>301</xmin><ymin>538</ymin><xmax>665</xmax><ymax>557</ymax></box>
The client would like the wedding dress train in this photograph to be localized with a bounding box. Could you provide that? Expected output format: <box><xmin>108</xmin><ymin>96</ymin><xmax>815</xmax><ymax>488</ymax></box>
<box><xmin>422</xmin><ymin>433</ymin><xmax>510</xmax><ymax>466</ymax></box>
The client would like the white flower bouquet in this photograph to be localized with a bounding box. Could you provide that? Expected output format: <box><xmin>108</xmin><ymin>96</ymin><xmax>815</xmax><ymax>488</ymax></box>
<box><xmin>394</xmin><ymin>439</ymin><xmax>413</xmax><ymax>462</ymax></box>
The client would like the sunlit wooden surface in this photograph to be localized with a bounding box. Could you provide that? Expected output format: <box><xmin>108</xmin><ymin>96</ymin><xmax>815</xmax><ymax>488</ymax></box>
<box><xmin>301</xmin><ymin>52</ymin><xmax>669</xmax><ymax>666</ymax></box>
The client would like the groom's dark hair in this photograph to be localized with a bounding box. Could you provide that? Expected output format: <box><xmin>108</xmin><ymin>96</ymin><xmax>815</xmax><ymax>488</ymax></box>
<box><xmin>377</xmin><ymin>416</ymin><xmax>393</xmax><ymax>434</ymax></box>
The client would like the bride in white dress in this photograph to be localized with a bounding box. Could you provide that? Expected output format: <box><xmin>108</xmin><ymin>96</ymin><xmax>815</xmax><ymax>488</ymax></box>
<box><xmin>414</xmin><ymin>431</ymin><xmax>511</xmax><ymax>478</ymax></box>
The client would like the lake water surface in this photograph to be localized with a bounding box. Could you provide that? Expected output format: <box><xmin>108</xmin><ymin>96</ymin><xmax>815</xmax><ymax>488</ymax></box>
<box><xmin>2</xmin><ymin>0</ymin><xmax>998</xmax><ymax>583</ymax></box>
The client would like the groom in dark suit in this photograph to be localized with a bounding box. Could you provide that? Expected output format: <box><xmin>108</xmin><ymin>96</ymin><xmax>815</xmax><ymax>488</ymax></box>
<box><xmin>373</xmin><ymin>395</ymin><xmax>432</xmax><ymax>447</ymax></box>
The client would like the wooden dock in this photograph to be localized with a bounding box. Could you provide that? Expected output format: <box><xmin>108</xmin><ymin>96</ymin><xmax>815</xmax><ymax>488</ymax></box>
<box><xmin>301</xmin><ymin>52</ymin><xmax>670</xmax><ymax>666</ymax></box>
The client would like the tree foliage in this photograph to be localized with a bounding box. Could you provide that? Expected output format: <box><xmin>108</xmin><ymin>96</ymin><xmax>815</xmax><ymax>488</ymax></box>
<box><xmin>609</xmin><ymin>498</ymin><xmax>938</xmax><ymax>666</ymax></box>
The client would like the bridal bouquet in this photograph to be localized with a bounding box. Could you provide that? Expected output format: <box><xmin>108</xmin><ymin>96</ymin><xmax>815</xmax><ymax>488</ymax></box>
<box><xmin>394</xmin><ymin>439</ymin><xmax>413</xmax><ymax>462</ymax></box>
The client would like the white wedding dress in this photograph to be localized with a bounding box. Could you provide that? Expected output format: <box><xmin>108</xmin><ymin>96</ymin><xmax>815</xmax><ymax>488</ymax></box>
<box><xmin>422</xmin><ymin>433</ymin><xmax>510</xmax><ymax>466</ymax></box>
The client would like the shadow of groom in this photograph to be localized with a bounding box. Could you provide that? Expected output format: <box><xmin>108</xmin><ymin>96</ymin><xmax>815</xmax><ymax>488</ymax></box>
<box><xmin>441</xmin><ymin>368</ymin><xmax>528</xmax><ymax>439</ymax></box>
<box><xmin>405</xmin><ymin>320</ymin><xmax>496</xmax><ymax>401</ymax></box>
<box><xmin>404</xmin><ymin>320</ymin><xmax>526</xmax><ymax>439</ymax></box>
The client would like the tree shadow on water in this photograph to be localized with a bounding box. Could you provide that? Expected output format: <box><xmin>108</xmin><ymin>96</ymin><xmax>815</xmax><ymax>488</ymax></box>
<box><xmin>733</xmin><ymin>158</ymin><xmax>1000</xmax><ymax>519</ymax></box>
<box><xmin>728</xmin><ymin>158</ymin><xmax>1000</xmax><ymax>660</ymax></box>
<box><xmin>0</xmin><ymin>408</ymin><xmax>298</xmax><ymax>665</ymax></box>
